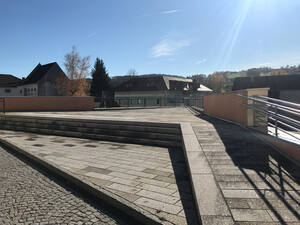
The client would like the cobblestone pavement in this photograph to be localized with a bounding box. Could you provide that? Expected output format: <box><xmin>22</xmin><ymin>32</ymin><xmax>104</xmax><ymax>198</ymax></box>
<box><xmin>193</xmin><ymin>114</ymin><xmax>300</xmax><ymax>224</ymax></box>
<box><xmin>0</xmin><ymin>130</ymin><xmax>199</xmax><ymax>225</ymax></box>
<box><xmin>0</xmin><ymin>145</ymin><xmax>132</xmax><ymax>225</ymax></box>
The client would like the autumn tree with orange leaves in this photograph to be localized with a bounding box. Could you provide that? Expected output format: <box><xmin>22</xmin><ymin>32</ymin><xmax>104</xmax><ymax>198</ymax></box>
<box><xmin>56</xmin><ymin>46</ymin><xmax>90</xmax><ymax>96</ymax></box>
<box><xmin>209</xmin><ymin>72</ymin><xmax>226</xmax><ymax>93</ymax></box>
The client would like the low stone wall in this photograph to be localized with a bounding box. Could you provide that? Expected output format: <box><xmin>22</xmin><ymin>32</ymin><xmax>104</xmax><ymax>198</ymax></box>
<box><xmin>203</xmin><ymin>88</ymin><xmax>269</xmax><ymax>126</ymax></box>
<box><xmin>0</xmin><ymin>96</ymin><xmax>94</xmax><ymax>112</ymax></box>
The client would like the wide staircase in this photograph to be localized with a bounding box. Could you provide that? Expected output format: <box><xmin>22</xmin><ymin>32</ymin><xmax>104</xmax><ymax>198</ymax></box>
<box><xmin>0</xmin><ymin>115</ymin><xmax>182</xmax><ymax>148</ymax></box>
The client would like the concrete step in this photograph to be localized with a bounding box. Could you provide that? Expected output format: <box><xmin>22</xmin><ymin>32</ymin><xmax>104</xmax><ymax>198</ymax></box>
<box><xmin>3</xmin><ymin>115</ymin><xmax>179</xmax><ymax>128</ymax></box>
<box><xmin>0</xmin><ymin>116</ymin><xmax>182</xmax><ymax>148</ymax></box>
<box><xmin>0</xmin><ymin>121</ymin><xmax>181</xmax><ymax>142</ymax></box>
<box><xmin>1</xmin><ymin>116</ymin><xmax>180</xmax><ymax>134</ymax></box>
<box><xmin>0</xmin><ymin>124</ymin><xmax>181</xmax><ymax>148</ymax></box>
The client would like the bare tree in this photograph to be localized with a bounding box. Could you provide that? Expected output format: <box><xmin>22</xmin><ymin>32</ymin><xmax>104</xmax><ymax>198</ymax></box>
<box><xmin>57</xmin><ymin>46</ymin><xmax>91</xmax><ymax>96</ymax></box>
<box><xmin>127</xmin><ymin>68</ymin><xmax>138</xmax><ymax>76</ymax></box>
<box><xmin>64</xmin><ymin>46</ymin><xmax>90</xmax><ymax>79</ymax></box>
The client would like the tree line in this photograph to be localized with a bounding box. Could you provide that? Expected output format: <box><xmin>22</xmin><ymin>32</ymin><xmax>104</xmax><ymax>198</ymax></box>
<box><xmin>190</xmin><ymin>64</ymin><xmax>300</xmax><ymax>93</ymax></box>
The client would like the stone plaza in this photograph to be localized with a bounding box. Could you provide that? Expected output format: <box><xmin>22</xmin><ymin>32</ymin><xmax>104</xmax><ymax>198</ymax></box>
<box><xmin>0</xmin><ymin>108</ymin><xmax>299</xmax><ymax>225</ymax></box>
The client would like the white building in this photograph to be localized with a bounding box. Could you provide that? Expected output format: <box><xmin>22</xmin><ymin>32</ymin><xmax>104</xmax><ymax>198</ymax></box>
<box><xmin>0</xmin><ymin>74</ymin><xmax>22</xmax><ymax>96</ymax></box>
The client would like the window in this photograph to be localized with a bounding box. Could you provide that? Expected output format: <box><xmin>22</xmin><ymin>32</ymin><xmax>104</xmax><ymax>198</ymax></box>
<box><xmin>20</xmin><ymin>90</ymin><xmax>22</xmax><ymax>94</ymax></box>
<box><xmin>5</xmin><ymin>89</ymin><xmax>11</xmax><ymax>93</ymax></box>
<box><xmin>157</xmin><ymin>98</ymin><xmax>160</xmax><ymax>104</ymax></box>
<box><xmin>34</xmin><ymin>88</ymin><xmax>36</xmax><ymax>91</ymax></box>
<box><xmin>31</xmin><ymin>88</ymin><xmax>33</xmax><ymax>92</ymax></box>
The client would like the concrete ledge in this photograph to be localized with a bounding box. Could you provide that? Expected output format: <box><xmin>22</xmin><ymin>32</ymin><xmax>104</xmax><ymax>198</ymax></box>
<box><xmin>180</xmin><ymin>122</ymin><xmax>233</xmax><ymax>224</ymax></box>
<box><xmin>0</xmin><ymin>138</ymin><xmax>165</xmax><ymax>225</ymax></box>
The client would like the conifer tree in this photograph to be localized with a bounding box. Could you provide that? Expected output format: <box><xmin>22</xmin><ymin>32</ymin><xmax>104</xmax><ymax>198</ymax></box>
<box><xmin>90</xmin><ymin>58</ymin><xmax>111</xmax><ymax>97</ymax></box>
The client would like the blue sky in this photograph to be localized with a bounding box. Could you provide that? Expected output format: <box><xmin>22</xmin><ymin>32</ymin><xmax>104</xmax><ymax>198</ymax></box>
<box><xmin>1</xmin><ymin>0</ymin><xmax>300</xmax><ymax>78</ymax></box>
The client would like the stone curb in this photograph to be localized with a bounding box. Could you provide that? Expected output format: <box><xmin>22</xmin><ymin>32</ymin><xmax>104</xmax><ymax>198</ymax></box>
<box><xmin>0</xmin><ymin>138</ymin><xmax>164</xmax><ymax>225</ymax></box>
<box><xmin>180</xmin><ymin>122</ymin><xmax>233</xmax><ymax>225</ymax></box>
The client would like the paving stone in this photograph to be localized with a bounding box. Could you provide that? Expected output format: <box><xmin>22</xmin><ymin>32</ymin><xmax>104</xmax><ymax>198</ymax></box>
<box><xmin>107</xmin><ymin>171</ymin><xmax>138</xmax><ymax>180</ymax></box>
<box><xmin>125</xmin><ymin>170</ymin><xmax>156</xmax><ymax>179</ymax></box>
<box><xmin>231</xmin><ymin>209</ymin><xmax>273</xmax><ymax>222</ymax></box>
<box><xmin>222</xmin><ymin>190</ymin><xmax>260</xmax><ymax>199</ymax></box>
<box><xmin>108</xmin><ymin>189</ymin><xmax>141</xmax><ymax>202</ymax></box>
<box><xmin>114</xmin><ymin>163</ymin><xmax>146</xmax><ymax>172</ymax></box>
<box><xmin>85</xmin><ymin>177</ymin><xmax>114</xmax><ymax>188</ymax></box>
<box><xmin>136</xmin><ymin>183</ymin><xmax>176</xmax><ymax>195</ymax></box>
<box><xmin>201</xmin><ymin>215</ymin><xmax>234</xmax><ymax>225</ymax></box>
<box><xmin>82</xmin><ymin>166</ymin><xmax>112</xmax><ymax>174</ymax></box>
<box><xmin>107</xmin><ymin>183</ymin><xmax>140</xmax><ymax>194</ymax></box>
<box><xmin>84</xmin><ymin>172</ymin><xmax>114</xmax><ymax>181</ymax></box>
<box><xmin>219</xmin><ymin>181</ymin><xmax>255</xmax><ymax>190</ymax></box>
<box><xmin>167</xmin><ymin>183</ymin><xmax>179</xmax><ymax>190</ymax></box>
<box><xmin>136</xmin><ymin>190</ymin><xmax>179</xmax><ymax>204</ymax></box>
<box><xmin>107</xmin><ymin>166</ymin><xmax>128</xmax><ymax>173</ymax></box>
<box><xmin>134</xmin><ymin>177</ymin><xmax>170</xmax><ymax>188</ymax></box>
<box><xmin>154</xmin><ymin>175</ymin><xmax>177</xmax><ymax>184</ymax></box>
<box><xmin>226</xmin><ymin>198</ymin><xmax>250</xmax><ymax>209</ymax></box>
<box><xmin>111</xmin><ymin>177</ymin><xmax>141</xmax><ymax>187</ymax></box>
<box><xmin>134</xmin><ymin>197</ymin><xmax>182</xmax><ymax>214</ymax></box>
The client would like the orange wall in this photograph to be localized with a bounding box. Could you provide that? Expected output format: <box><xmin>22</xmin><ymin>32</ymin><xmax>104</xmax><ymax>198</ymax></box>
<box><xmin>0</xmin><ymin>97</ymin><xmax>94</xmax><ymax>112</ymax></box>
<box><xmin>204</xmin><ymin>90</ymin><xmax>248</xmax><ymax>125</ymax></box>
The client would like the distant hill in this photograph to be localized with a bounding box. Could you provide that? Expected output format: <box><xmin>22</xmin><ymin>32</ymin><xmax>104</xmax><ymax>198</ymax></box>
<box><xmin>190</xmin><ymin>64</ymin><xmax>300</xmax><ymax>93</ymax></box>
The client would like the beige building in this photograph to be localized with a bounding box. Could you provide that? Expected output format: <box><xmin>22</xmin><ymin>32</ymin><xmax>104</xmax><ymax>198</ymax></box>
<box><xmin>115</xmin><ymin>75</ymin><xmax>193</xmax><ymax>107</ymax></box>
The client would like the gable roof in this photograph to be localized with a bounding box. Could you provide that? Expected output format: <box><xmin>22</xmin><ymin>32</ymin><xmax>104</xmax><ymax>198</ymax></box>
<box><xmin>23</xmin><ymin>62</ymin><xmax>57</xmax><ymax>85</ymax></box>
<box><xmin>197</xmin><ymin>84</ymin><xmax>213</xmax><ymax>92</ymax></box>
<box><xmin>115</xmin><ymin>75</ymin><xmax>192</xmax><ymax>92</ymax></box>
<box><xmin>0</xmin><ymin>74</ymin><xmax>22</xmax><ymax>87</ymax></box>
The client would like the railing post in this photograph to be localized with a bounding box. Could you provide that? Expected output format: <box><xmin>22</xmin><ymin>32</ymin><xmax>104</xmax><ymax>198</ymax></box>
<box><xmin>275</xmin><ymin>106</ymin><xmax>278</xmax><ymax>137</ymax></box>
<box><xmin>2</xmin><ymin>98</ymin><xmax>5</xmax><ymax>114</ymax></box>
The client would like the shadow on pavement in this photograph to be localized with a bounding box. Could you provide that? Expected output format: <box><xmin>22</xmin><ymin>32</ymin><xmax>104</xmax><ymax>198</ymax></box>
<box><xmin>196</xmin><ymin>113</ymin><xmax>300</xmax><ymax>224</ymax></box>
<box><xmin>168</xmin><ymin>147</ymin><xmax>200</xmax><ymax>225</ymax></box>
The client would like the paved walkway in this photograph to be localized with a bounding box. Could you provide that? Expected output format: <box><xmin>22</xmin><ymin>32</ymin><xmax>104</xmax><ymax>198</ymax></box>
<box><xmin>0</xmin><ymin>130</ymin><xmax>198</xmax><ymax>225</ymax></box>
<box><xmin>193</xmin><ymin>114</ymin><xmax>300</xmax><ymax>224</ymax></box>
<box><xmin>0</xmin><ymin>145</ymin><xmax>130</xmax><ymax>225</ymax></box>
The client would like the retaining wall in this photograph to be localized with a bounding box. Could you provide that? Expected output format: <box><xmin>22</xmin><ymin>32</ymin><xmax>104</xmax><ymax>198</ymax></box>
<box><xmin>0</xmin><ymin>96</ymin><xmax>94</xmax><ymax>112</ymax></box>
<box><xmin>203</xmin><ymin>88</ymin><xmax>269</xmax><ymax>126</ymax></box>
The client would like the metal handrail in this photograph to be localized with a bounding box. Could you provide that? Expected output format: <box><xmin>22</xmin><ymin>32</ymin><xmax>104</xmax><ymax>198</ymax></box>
<box><xmin>256</xmin><ymin>95</ymin><xmax>300</xmax><ymax>109</ymax></box>
<box><xmin>237</xmin><ymin>94</ymin><xmax>300</xmax><ymax>144</ymax></box>
<box><xmin>239</xmin><ymin>94</ymin><xmax>300</xmax><ymax>115</ymax></box>
<box><xmin>238</xmin><ymin>101</ymin><xmax>300</xmax><ymax>129</ymax></box>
